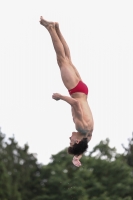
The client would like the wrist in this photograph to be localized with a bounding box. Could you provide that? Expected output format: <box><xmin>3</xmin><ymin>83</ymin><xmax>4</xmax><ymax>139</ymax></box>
<box><xmin>60</xmin><ymin>94</ymin><xmax>63</xmax><ymax>99</ymax></box>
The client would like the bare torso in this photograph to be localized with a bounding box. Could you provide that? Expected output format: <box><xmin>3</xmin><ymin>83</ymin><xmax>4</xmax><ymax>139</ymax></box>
<box><xmin>71</xmin><ymin>92</ymin><xmax>94</xmax><ymax>136</ymax></box>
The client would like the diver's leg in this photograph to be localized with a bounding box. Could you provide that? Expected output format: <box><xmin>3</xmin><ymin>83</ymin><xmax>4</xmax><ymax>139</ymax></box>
<box><xmin>40</xmin><ymin>16</ymin><xmax>80</xmax><ymax>90</ymax></box>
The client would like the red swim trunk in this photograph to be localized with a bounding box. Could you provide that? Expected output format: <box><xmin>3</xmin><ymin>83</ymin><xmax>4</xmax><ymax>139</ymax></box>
<box><xmin>68</xmin><ymin>80</ymin><xmax>89</xmax><ymax>95</ymax></box>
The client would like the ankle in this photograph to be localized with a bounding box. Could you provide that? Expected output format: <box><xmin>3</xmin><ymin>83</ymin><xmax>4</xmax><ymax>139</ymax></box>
<box><xmin>47</xmin><ymin>24</ymin><xmax>55</xmax><ymax>32</ymax></box>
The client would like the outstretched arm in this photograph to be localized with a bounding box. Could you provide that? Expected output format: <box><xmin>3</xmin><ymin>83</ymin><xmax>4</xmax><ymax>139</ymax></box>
<box><xmin>60</xmin><ymin>95</ymin><xmax>77</xmax><ymax>105</ymax></box>
<box><xmin>52</xmin><ymin>93</ymin><xmax>77</xmax><ymax>106</ymax></box>
<box><xmin>52</xmin><ymin>93</ymin><xmax>82</xmax><ymax>119</ymax></box>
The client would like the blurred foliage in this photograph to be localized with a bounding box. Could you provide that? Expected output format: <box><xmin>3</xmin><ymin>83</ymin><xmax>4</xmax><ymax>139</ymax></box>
<box><xmin>0</xmin><ymin>127</ymin><xmax>133</xmax><ymax>200</ymax></box>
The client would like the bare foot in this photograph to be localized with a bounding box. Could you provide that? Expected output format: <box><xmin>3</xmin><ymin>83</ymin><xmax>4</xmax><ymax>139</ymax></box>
<box><xmin>40</xmin><ymin>16</ymin><xmax>55</xmax><ymax>29</ymax></box>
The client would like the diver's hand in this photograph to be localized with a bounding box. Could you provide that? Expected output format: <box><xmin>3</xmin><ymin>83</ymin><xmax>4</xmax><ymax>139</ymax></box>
<box><xmin>72</xmin><ymin>156</ymin><xmax>81</xmax><ymax>167</ymax></box>
<box><xmin>52</xmin><ymin>93</ymin><xmax>61</xmax><ymax>101</ymax></box>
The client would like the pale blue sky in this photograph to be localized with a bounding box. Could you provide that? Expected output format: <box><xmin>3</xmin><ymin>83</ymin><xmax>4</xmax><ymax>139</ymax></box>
<box><xmin>0</xmin><ymin>0</ymin><xmax>133</xmax><ymax>164</ymax></box>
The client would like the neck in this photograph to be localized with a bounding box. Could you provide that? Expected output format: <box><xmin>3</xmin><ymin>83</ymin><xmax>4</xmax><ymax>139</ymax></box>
<box><xmin>77</xmin><ymin>128</ymin><xmax>89</xmax><ymax>136</ymax></box>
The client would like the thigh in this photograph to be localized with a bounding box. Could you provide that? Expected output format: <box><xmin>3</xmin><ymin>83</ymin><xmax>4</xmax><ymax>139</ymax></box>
<box><xmin>60</xmin><ymin>65</ymin><xmax>80</xmax><ymax>90</ymax></box>
<box><xmin>68</xmin><ymin>59</ymin><xmax>82</xmax><ymax>80</ymax></box>
<box><xmin>72</xmin><ymin>64</ymin><xmax>82</xmax><ymax>80</ymax></box>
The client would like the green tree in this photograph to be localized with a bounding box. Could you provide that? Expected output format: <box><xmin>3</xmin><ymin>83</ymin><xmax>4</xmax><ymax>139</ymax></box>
<box><xmin>0</xmin><ymin>128</ymin><xmax>11</xmax><ymax>200</ymax></box>
<box><xmin>0</xmin><ymin>128</ymin><xmax>43</xmax><ymax>200</ymax></box>
<box><xmin>1</xmin><ymin>127</ymin><xmax>133</xmax><ymax>200</ymax></box>
<box><xmin>0</xmin><ymin>162</ymin><xmax>11</xmax><ymax>200</ymax></box>
<box><xmin>40</xmin><ymin>139</ymin><xmax>133</xmax><ymax>200</ymax></box>
<box><xmin>89</xmin><ymin>138</ymin><xmax>117</xmax><ymax>160</ymax></box>
<box><xmin>122</xmin><ymin>133</ymin><xmax>133</xmax><ymax>167</ymax></box>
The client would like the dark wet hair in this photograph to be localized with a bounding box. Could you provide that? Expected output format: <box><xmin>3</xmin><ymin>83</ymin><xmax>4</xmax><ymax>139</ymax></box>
<box><xmin>68</xmin><ymin>138</ymin><xmax>88</xmax><ymax>156</ymax></box>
